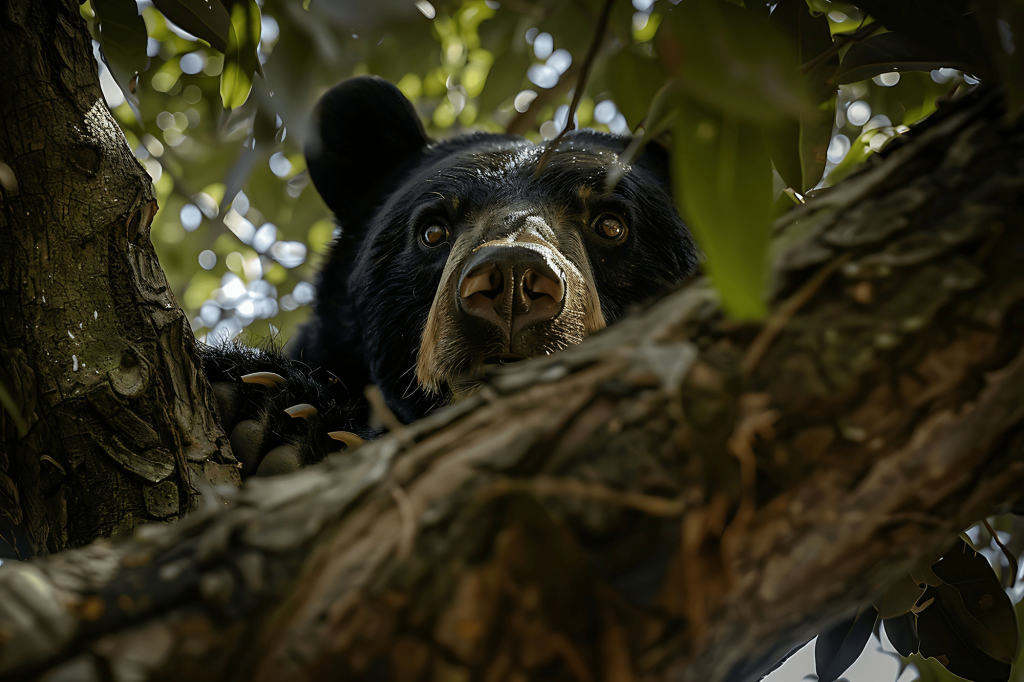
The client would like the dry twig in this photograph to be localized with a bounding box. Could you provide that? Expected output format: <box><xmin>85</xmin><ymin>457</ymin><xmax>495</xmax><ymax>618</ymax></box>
<box><xmin>534</xmin><ymin>0</ymin><xmax>617</xmax><ymax>177</ymax></box>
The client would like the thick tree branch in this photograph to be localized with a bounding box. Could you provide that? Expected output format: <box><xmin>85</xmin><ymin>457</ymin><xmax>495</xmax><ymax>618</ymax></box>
<box><xmin>1</xmin><ymin>86</ymin><xmax>1022</xmax><ymax>681</ymax></box>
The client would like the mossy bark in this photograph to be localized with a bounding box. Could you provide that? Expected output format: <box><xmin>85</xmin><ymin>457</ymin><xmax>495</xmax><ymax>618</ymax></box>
<box><xmin>0</xmin><ymin>0</ymin><xmax>238</xmax><ymax>557</ymax></box>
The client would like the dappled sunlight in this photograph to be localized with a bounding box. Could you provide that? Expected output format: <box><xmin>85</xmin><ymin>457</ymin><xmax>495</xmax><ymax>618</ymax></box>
<box><xmin>76</xmin><ymin>0</ymin><xmax>987</xmax><ymax>347</ymax></box>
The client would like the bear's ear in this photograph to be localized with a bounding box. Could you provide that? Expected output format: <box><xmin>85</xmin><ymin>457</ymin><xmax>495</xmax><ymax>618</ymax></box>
<box><xmin>305</xmin><ymin>76</ymin><xmax>430</xmax><ymax>218</ymax></box>
<box><xmin>633</xmin><ymin>136</ymin><xmax>673</xmax><ymax>193</ymax></box>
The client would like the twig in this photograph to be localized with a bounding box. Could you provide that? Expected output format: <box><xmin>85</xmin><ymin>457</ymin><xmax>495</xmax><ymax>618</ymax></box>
<box><xmin>801</xmin><ymin>20</ymin><xmax>880</xmax><ymax>76</ymax></box>
<box><xmin>983</xmin><ymin>518</ymin><xmax>1019</xmax><ymax>588</ymax></box>
<box><xmin>534</xmin><ymin>0</ymin><xmax>616</xmax><ymax>178</ymax></box>
<box><xmin>391</xmin><ymin>484</ymin><xmax>417</xmax><ymax>561</ymax></box>
<box><xmin>726</xmin><ymin>394</ymin><xmax>780</xmax><ymax>531</ymax></box>
<box><xmin>742</xmin><ymin>253</ymin><xmax>852</xmax><ymax>378</ymax></box>
<box><xmin>365</xmin><ymin>384</ymin><xmax>405</xmax><ymax>433</ymax></box>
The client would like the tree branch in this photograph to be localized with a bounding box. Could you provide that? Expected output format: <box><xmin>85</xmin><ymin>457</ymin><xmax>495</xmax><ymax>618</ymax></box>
<box><xmin>1</xmin><ymin>86</ymin><xmax>1023</xmax><ymax>682</ymax></box>
<box><xmin>534</xmin><ymin>0</ymin><xmax>616</xmax><ymax>176</ymax></box>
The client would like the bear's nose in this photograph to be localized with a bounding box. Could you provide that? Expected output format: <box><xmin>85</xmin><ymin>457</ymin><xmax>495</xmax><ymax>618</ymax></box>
<box><xmin>458</xmin><ymin>245</ymin><xmax>565</xmax><ymax>337</ymax></box>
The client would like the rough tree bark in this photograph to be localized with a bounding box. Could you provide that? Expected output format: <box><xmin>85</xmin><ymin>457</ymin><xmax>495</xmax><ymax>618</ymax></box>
<box><xmin>0</xmin><ymin>0</ymin><xmax>239</xmax><ymax>558</ymax></box>
<box><xmin>1</xmin><ymin>73</ymin><xmax>1023</xmax><ymax>681</ymax></box>
<box><xmin>3</xmin><ymin>3</ymin><xmax>1024</xmax><ymax>682</ymax></box>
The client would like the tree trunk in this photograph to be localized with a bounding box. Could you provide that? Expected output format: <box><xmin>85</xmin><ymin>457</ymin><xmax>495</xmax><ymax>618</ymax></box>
<box><xmin>0</xmin><ymin>0</ymin><xmax>239</xmax><ymax>558</ymax></box>
<box><xmin>0</xmin><ymin>47</ymin><xmax>1022</xmax><ymax>679</ymax></box>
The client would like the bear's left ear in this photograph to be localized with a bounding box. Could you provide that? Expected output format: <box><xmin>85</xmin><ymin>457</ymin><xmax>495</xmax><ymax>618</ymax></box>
<box><xmin>305</xmin><ymin>76</ymin><xmax>430</xmax><ymax>219</ymax></box>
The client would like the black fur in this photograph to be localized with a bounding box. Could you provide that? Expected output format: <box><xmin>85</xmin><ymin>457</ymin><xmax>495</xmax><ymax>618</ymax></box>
<box><xmin>202</xmin><ymin>76</ymin><xmax>699</xmax><ymax>474</ymax></box>
<box><xmin>199</xmin><ymin>343</ymin><xmax>378</xmax><ymax>472</ymax></box>
<box><xmin>295</xmin><ymin>76</ymin><xmax>698</xmax><ymax>424</ymax></box>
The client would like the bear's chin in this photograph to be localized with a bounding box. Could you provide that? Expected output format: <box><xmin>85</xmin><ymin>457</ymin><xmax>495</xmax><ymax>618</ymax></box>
<box><xmin>443</xmin><ymin>377</ymin><xmax>484</xmax><ymax>404</ymax></box>
<box><xmin>428</xmin><ymin>353</ymin><xmax>533</xmax><ymax>404</ymax></box>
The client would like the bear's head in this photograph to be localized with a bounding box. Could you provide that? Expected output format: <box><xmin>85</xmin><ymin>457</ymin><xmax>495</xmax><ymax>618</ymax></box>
<box><xmin>297</xmin><ymin>76</ymin><xmax>699</xmax><ymax>423</ymax></box>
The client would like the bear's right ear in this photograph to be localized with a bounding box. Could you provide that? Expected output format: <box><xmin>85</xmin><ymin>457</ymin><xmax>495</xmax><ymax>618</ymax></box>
<box><xmin>305</xmin><ymin>76</ymin><xmax>430</xmax><ymax>219</ymax></box>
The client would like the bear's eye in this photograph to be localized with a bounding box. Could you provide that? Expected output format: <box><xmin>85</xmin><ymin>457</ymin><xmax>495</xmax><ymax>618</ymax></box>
<box><xmin>594</xmin><ymin>214</ymin><xmax>627</xmax><ymax>241</ymax></box>
<box><xmin>421</xmin><ymin>223</ymin><xmax>450</xmax><ymax>247</ymax></box>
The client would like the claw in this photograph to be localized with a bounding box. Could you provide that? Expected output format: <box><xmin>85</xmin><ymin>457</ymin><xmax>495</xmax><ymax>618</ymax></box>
<box><xmin>328</xmin><ymin>431</ymin><xmax>364</xmax><ymax>449</ymax></box>
<box><xmin>241</xmin><ymin>372</ymin><xmax>287</xmax><ymax>386</ymax></box>
<box><xmin>284</xmin><ymin>403</ymin><xmax>318</xmax><ymax>419</ymax></box>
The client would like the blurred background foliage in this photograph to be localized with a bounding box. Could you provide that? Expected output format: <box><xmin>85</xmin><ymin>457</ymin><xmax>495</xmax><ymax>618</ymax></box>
<box><xmin>81</xmin><ymin>0</ymin><xmax>992</xmax><ymax>343</ymax></box>
<box><xmin>69</xmin><ymin>1</ymin><xmax>1024</xmax><ymax>681</ymax></box>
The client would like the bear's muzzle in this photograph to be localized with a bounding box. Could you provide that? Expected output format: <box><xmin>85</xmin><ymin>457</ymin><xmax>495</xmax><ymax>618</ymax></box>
<box><xmin>416</xmin><ymin>212</ymin><xmax>605</xmax><ymax>401</ymax></box>
<box><xmin>458</xmin><ymin>243</ymin><xmax>566</xmax><ymax>341</ymax></box>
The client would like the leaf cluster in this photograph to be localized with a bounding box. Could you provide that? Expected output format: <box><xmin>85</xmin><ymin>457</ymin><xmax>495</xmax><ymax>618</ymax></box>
<box><xmin>811</xmin><ymin>539</ymin><xmax>1021</xmax><ymax>682</ymax></box>
<box><xmin>77</xmin><ymin>0</ymin><xmax>1023</xmax><ymax>341</ymax></box>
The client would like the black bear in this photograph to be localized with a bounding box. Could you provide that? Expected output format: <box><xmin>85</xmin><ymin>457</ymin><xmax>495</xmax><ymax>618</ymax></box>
<box><xmin>203</xmin><ymin>76</ymin><xmax>699</xmax><ymax>476</ymax></box>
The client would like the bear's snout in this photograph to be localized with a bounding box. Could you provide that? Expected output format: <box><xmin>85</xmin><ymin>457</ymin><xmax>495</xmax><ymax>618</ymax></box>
<box><xmin>458</xmin><ymin>244</ymin><xmax>565</xmax><ymax>339</ymax></box>
<box><xmin>416</xmin><ymin>223</ymin><xmax>604</xmax><ymax>401</ymax></box>
<box><xmin>299</xmin><ymin>76</ymin><xmax>698</xmax><ymax>423</ymax></box>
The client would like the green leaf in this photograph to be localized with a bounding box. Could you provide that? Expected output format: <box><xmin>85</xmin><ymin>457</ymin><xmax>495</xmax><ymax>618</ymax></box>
<box><xmin>641</xmin><ymin>81</ymin><xmax>684</xmax><ymax>137</ymax></box>
<box><xmin>884</xmin><ymin>613</ymin><xmax>921</xmax><ymax>657</ymax></box>
<box><xmin>822</xmin><ymin>126</ymin><xmax>890</xmax><ymax>188</ymax></box>
<box><xmin>604</xmin><ymin>46</ymin><xmax>667</xmax><ymax>129</ymax></box>
<box><xmin>657</xmin><ymin>0</ymin><xmax>814</xmax><ymax>126</ymax></box>
<box><xmin>775</xmin><ymin>0</ymin><xmax>837</xmax><ymax>101</ymax></box>
<box><xmin>1009</xmin><ymin>598</ymin><xmax>1024</xmax><ymax>682</ymax></box>
<box><xmin>151</xmin><ymin>0</ymin><xmax>231</xmax><ymax>53</ymax></box>
<box><xmin>915</xmin><ymin>541</ymin><xmax>1019</xmax><ymax>682</ymax></box>
<box><xmin>849</xmin><ymin>0</ymin><xmax>993</xmax><ymax>78</ymax></box>
<box><xmin>606</xmin><ymin>81</ymin><xmax>683</xmax><ymax>189</ymax></box>
<box><xmin>909</xmin><ymin>653</ymin><xmax>979</xmax><ymax>682</ymax></box>
<box><xmin>477</xmin><ymin>46</ymin><xmax>529</xmax><ymax>116</ymax></box>
<box><xmin>833</xmin><ymin>32</ymin><xmax>974</xmax><ymax>85</ymax></box>
<box><xmin>876</xmin><ymin>572</ymin><xmax>927</xmax><ymax>620</ymax></box>
<box><xmin>815</xmin><ymin>605</ymin><xmax>879</xmax><ymax>682</ymax></box>
<box><xmin>765</xmin><ymin>0</ymin><xmax>837</xmax><ymax>192</ymax></box>
<box><xmin>891</xmin><ymin>71</ymin><xmax>949</xmax><ymax>128</ymax></box>
<box><xmin>671</xmin><ymin>96</ymin><xmax>772</xmax><ymax>320</ymax></box>
<box><xmin>91</xmin><ymin>0</ymin><xmax>149</xmax><ymax>122</ymax></box>
<box><xmin>220</xmin><ymin>0</ymin><xmax>262</xmax><ymax>110</ymax></box>
<box><xmin>911</xmin><ymin>553</ymin><xmax>946</xmax><ymax>588</ymax></box>
<box><xmin>365</xmin><ymin>20</ymin><xmax>441</xmax><ymax>85</ymax></box>
<box><xmin>919</xmin><ymin>584</ymin><xmax>1013</xmax><ymax>681</ymax></box>
<box><xmin>930</xmin><ymin>542</ymin><xmax>1019</xmax><ymax>664</ymax></box>
<box><xmin>974</xmin><ymin>1</ymin><xmax>1024</xmax><ymax>121</ymax></box>
<box><xmin>535</xmin><ymin>0</ymin><xmax>602</xmax><ymax>57</ymax></box>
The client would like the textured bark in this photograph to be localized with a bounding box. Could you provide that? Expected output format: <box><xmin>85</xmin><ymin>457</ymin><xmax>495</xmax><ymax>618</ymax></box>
<box><xmin>0</xmin><ymin>0</ymin><xmax>239</xmax><ymax>557</ymax></box>
<box><xmin>0</xmin><ymin>82</ymin><xmax>1022</xmax><ymax>681</ymax></box>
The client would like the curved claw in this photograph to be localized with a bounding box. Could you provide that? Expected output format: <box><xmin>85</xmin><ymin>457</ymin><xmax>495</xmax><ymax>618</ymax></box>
<box><xmin>328</xmin><ymin>431</ymin><xmax>364</xmax><ymax>449</ymax></box>
<box><xmin>284</xmin><ymin>403</ymin><xmax>318</xmax><ymax>419</ymax></box>
<box><xmin>241</xmin><ymin>372</ymin><xmax>287</xmax><ymax>386</ymax></box>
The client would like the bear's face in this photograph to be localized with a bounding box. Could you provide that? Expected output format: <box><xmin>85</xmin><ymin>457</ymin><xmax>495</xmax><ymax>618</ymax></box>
<box><xmin>300</xmin><ymin>77</ymin><xmax>698</xmax><ymax>423</ymax></box>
